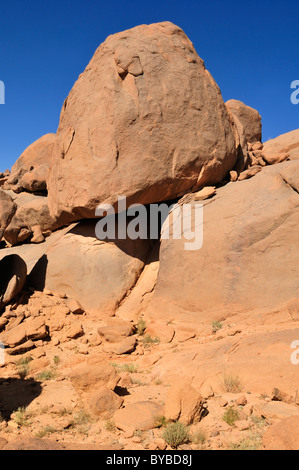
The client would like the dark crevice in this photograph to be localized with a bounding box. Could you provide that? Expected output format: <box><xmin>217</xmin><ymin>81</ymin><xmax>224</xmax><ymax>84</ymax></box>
<box><xmin>281</xmin><ymin>175</ymin><xmax>299</xmax><ymax>196</ymax></box>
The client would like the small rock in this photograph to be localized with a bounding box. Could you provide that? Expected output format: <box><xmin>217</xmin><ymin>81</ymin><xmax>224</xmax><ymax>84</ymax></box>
<box><xmin>236</xmin><ymin>395</ymin><xmax>247</xmax><ymax>406</ymax></box>
<box><xmin>236</xmin><ymin>420</ymin><xmax>250</xmax><ymax>431</ymax></box>
<box><xmin>238</xmin><ymin>165</ymin><xmax>262</xmax><ymax>181</ymax></box>
<box><xmin>219</xmin><ymin>398</ymin><xmax>228</xmax><ymax>408</ymax></box>
<box><xmin>156</xmin><ymin>438</ymin><xmax>167</xmax><ymax>450</ymax></box>
<box><xmin>103</xmin><ymin>336</ymin><xmax>137</xmax><ymax>355</ymax></box>
<box><xmin>65</xmin><ymin>298</ymin><xmax>85</xmax><ymax>315</ymax></box>
<box><xmin>230</xmin><ymin>171</ymin><xmax>238</xmax><ymax>182</ymax></box>
<box><xmin>31</xmin><ymin>225</ymin><xmax>45</xmax><ymax>244</ymax></box>
<box><xmin>194</xmin><ymin>186</ymin><xmax>216</xmax><ymax>201</ymax></box>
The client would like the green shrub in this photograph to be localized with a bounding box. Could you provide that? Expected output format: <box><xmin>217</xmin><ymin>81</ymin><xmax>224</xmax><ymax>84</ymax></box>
<box><xmin>162</xmin><ymin>422</ymin><xmax>190</xmax><ymax>449</ymax></box>
<box><xmin>212</xmin><ymin>321</ymin><xmax>223</xmax><ymax>333</ymax></box>
<box><xmin>136</xmin><ymin>318</ymin><xmax>147</xmax><ymax>336</ymax></box>
<box><xmin>222</xmin><ymin>407</ymin><xmax>239</xmax><ymax>426</ymax></box>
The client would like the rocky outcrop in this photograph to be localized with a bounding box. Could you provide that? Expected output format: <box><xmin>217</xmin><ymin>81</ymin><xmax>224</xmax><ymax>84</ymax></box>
<box><xmin>46</xmin><ymin>21</ymin><xmax>237</xmax><ymax>221</ymax></box>
<box><xmin>3</xmin><ymin>190</ymin><xmax>58</xmax><ymax>245</ymax></box>
<box><xmin>4</xmin><ymin>134</ymin><xmax>56</xmax><ymax>194</ymax></box>
<box><xmin>146</xmin><ymin>160</ymin><xmax>299</xmax><ymax>323</ymax></box>
<box><xmin>226</xmin><ymin>99</ymin><xmax>262</xmax><ymax>144</ymax></box>
<box><xmin>0</xmin><ymin>190</ymin><xmax>16</xmax><ymax>241</ymax></box>
<box><xmin>263</xmin><ymin>416</ymin><xmax>299</xmax><ymax>450</ymax></box>
<box><xmin>262</xmin><ymin>129</ymin><xmax>299</xmax><ymax>163</ymax></box>
<box><xmin>1</xmin><ymin>21</ymin><xmax>299</xmax><ymax>451</ymax></box>
<box><xmin>28</xmin><ymin>220</ymin><xmax>154</xmax><ymax>315</ymax></box>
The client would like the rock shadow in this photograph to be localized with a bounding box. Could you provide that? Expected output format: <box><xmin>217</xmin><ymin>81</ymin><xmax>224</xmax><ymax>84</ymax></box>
<box><xmin>69</xmin><ymin>218</ymin><xmax>159</xmax><ymax>264</ymax></box>
<box><xmin>0</xmin><ymin>254</ymin><xmax>27</xmax><ymax>311</ymax></box>
<box><xmin>27</xmin><ymin>254</ymin><xmax>48</xmax><ymax>291</ymax></box>
<box><xmin>0</xmin><ymin>377</ymin><xmax>42</xmax><ymax>421</ymax></box>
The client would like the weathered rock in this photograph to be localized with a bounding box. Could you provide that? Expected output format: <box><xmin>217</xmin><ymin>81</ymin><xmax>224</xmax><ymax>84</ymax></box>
<box><xmin>261</xmin><ymin>401</ymin><xmax>299</xmax><ymax>420</ymax></box>
<box><xmin>230</xmin><ymin>170</ymin><xmax>238</xmax><ymax>182</ymax></box>
<box><xmin>5</xmin><ymin>133</ymin><xmax>57</xmax><ymax>193</ymax></box>
<box><xmin>194</xmin><ymin>187</ymin><xmax>216</xmax><ymax>201</ymax></box>
<box><xmin>236</xmin><ymin>395</ymin><xmax>247</xmax><ymax>406</ymax></box>
<box><xmin>0</xmin><ymin>438</ymin><xmax>8</xmax><ymax>450</ymax></box>
<box><xmin>3</xmin><ymin>191</ymin><xmax>61</xmax><ymax>246</ymax></box>
<box><xmin>226</xmin><ymin>99</ymin><xmax>262</xmax><ymax>144</ymax></box>
<box><xmin>5</xmin><ymin>339</ymin><xmax>35</xmax><ymax>355</ymax></box>
<box><xmin>164</xmin><ymin>383</ymin><xmax>203</xmax><ymax>425</ymax></box>
<box><xmin>145</xmin><ymin>321</ymin><xmax>175</xmax><ymax>343</ymax></box>
<box><xmin>2</xmin><ymin>438</ymin><xmax>65</xmax><ymax>451</ymax></box>
<box><xmin>252</xmin><ymin>141</ymin><xmax>263</xmax><ymax>151</ymax></box>
<box><xmin>98</xmin><ymin>318</ymin><xmax>135</xmax><ymax>342</ymax></box>
<box><xmin>0</xmin><ymin>317</ymin><xmax>48</xmax><ymax>348</ymax></box>
<box><xmin>238</xmin><ymin>165</ymin><xmax>262</xmax><ymax>181</ymax></box>
<box><xmin>65</xmin><ymin>298</ymin><xmax>84</xmax><ymax>315</ymax></box>
<box><xmin>86</xmin><ymin>386</ymin><xmax>124</xmax><ymax>419</ymax></box>
<box><xmin>0</xmin><ymin>189</ymin><xmax>16</xmax><ymax>240</ymax></box>
<box><xmin>114</xmin><ymin>401</ymin><xmax>164</xmax><ymax>431</ymax></box>
<box><xmin>262</xmin><ymin>150</ymin><xmax>290</xmax><ymax>165</ymax></box>
<box><xmin>262</xmin><ymin>129</ymin><xmax>299</xmax><ymax>162</ymax></box>
<box><xmin>18</xmin><ymin>165</ymin><xmax>48</xmax><ymax>193</ymax></box>
<box><xmin>68</xmin><ymin>362</ymin><xmax>120</xmax><ymax>393</ymax></box>
<box><xmin>31</xmin><ymin>225</ymin><xmax>45</xmax><ymax>244</ymax></box>
<box><xmin>263</xmin><ymin>416</ymin><xmax>299</xmax><ymax>450</ymax></box>
<box><xmin>102</xmin><ymin>335</ymin><xmax>137</xmax><ymax>355</ymax></box>
<box><xmin>59</xmin><ymin>324</ymin><xmax>84</xmax><ymax>342</ymax></box>
<box><xmin>28</xmin><ymin>220</ymin><xmax>152</xmax><ymax>316</ymax></box>
<box><xmin>46</xmin><ymin>22</ymin><xmax>237</xmax><ymax>222</ymax></box>
<box><xmin>272</xmin><ymin>387</ymin><xmax>294</xmax><ymax>404</ymax></box>
<box><xmin>146</xmin><ymin>160</ymin><xmax>299</xmax><ymax>323</ymax></box>
<box><xmin>226</xmin><ymin>106</ymin><xmax>249</xmax><ymax>174</ymax></box>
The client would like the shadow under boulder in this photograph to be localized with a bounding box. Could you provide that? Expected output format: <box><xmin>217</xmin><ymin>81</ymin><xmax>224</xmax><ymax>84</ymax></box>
<box><xmin>0</xmin><ymin>254</ymin><xmax>27</xmax><ymax>311</ymax></box>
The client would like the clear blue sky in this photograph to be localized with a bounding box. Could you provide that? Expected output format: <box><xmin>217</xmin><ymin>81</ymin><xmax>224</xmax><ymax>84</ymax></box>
<box><xmin>0</xmin><ymin>0</ymin><xmax>298</xmax><ymax>170</ymax></box>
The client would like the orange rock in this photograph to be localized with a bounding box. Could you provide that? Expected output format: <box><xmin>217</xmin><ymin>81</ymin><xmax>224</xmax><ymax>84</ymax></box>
<box><xmin>69</xmin><ymin>362</ymin><xmax>120</xmax><ymax>393</ymax></box>
<box><xmin>86</xmin><ymin>386</ymin><xmax>123</xmax><ymax>419</ymax></box>
<box><xmin>226</xmin><ymin>99</ymin><xmax>262</xmax><ymax>144</ymax></box>
<box><xmin>47</xmin><ymin>22</ymin><xmax>237</xmax><ymax>221</ymax></box>
<box><xmin>263</xmin><ymin>416</ymin><xmax>299</xmax><ymax>450</ymax></box>
<box><xmin>263</xmin><ymin>129</ymin><xmax>299</xmax><ymax>161</ymax></box>
<box><xmin>114</xmin><ymin>401</ymin><xmax>164</xmax><ymax>431</ymax></box>
<box><xmin>164</xmin><ymin>383</ymin><xmax>203</xmax><ymax>425</ymax></box>
<box><xmin>0</xmin><ymin>189</ymin><xmax>16</xmax><ymax>241</ymax></box>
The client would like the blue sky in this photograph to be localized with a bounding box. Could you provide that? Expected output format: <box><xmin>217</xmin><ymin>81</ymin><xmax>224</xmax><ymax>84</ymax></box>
<box><xmin>0</xmin><ymin>0</ymin><xmax>298</xmax><ymax>170</ymax></box>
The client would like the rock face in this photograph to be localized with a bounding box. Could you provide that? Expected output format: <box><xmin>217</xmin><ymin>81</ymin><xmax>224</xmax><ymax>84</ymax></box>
<box><xmin>0</xmin><ymin>190</ymin><xmax>16</xmax><ymax>241</ymax></box>
<box><xmin>262</xmin><ymin>129</ymin><xmax>299</xmax><ymax>163</ymax></box>
<box><xmin>4</xmin><ymin>134</ymin><xmax>56</xmax><ymax>193</ymax></box>
<box><xmin>28</xmin><ymin>220</ymin><xmax>153</xmax><ymax>315</ymax></box>
<box><xmin>263</xmin><ymin>416</ymin><xmax>299</xmax><ymax>450</ymax></box>
<box><xmin>114</xmin><ymin>401</ymin><xmax>164</xmax><ymax>431</ymax></box>
<box><xmin>1</xmin><ymin>20</ymin><xmax>299</xmax><ymax>451</ymax></box>
<box><xmin>47</xmin><ymin>21</ymin><xmax>237</xmax><ymax>221</ymax></box>
<box><xmin>3</xmin><ymin>190</ymin><xmax>59</xmax><ymax>245</ymax></box>
<box><xmin>226</xmin><ymin>99</ymin><xmax>262</xmax><ymax>144</ymax></box>
<box><xmin>146</xmin><ymin>160</ymin><xmax>299</xmax><ymax>323</ymax></box>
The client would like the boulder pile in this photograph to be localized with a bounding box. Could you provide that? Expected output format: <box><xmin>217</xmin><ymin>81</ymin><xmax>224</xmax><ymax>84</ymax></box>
<box><xmin>0</xmin><ymin>21</ymin><xmax>299</xmax><ymax>450</ymax></box>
